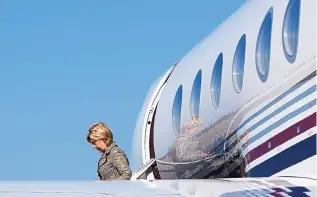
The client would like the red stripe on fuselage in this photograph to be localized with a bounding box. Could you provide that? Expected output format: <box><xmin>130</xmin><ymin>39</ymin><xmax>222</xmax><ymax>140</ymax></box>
<box><xmin>246</xmin><ymin>112</ymin><xmax>316</xmax><ymax>164</ymax></box>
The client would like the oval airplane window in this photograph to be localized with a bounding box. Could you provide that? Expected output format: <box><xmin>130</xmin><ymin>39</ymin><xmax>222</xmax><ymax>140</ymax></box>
<box><xmin>172</xmin><ymin>85</ymin><xmax>182</xmax><ymax>135</ymax></box>
<box><xmin>256</xmin><ymin>8</ymin><xmax>273</xmax><ymax>83</ymax></box>
<box><xmin>211</xmin><ymin>53</ymin><xmax>223</xmax><ymax>108</ymax></box>
<box><xmin>190</xmin><ymin>70</ymin><xmax>202</xmax><ymax>119</ymax></box>
<box><xmin>283</xmin><ymin>0</ymin><xmax>300</xmax><ymax>63</ymax></box>
<box><xmin>232</xmin><ymin>34</ymin><xmax>246</xmax><ymax>93</ymax></box>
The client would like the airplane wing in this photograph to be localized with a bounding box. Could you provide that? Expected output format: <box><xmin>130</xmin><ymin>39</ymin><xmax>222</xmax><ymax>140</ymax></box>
<box><xmin>1</xmin><ymin>177</ymin><xmax>316</xmax><ymax>197</ymax></box>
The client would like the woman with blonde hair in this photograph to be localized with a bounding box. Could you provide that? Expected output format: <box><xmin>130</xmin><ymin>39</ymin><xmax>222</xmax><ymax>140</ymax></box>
<box><xmin>86</xmin><ymin>122</ymin><xmax>132</xmax><ymax>180</ymax></box>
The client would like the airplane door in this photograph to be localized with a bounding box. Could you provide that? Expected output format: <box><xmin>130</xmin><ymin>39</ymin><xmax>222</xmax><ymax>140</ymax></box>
<box><xmin>141</xmin><ymin>61</ymin><xmax>179</xmax><ymax>180</ymax></box>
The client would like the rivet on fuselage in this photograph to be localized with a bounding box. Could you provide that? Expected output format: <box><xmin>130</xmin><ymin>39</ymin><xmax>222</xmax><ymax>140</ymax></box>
<box><xmin>268</xmin><ymin>142</ymin><xmax>271</xmax><ymax>149</ymax></box>
<box><xmin>297</xmin><ymin>126</ymin><xmax>300</xmax><ymax>133</ymax></box>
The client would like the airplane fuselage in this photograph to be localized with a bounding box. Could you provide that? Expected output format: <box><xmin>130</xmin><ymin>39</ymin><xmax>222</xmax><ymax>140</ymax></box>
<box><xmin>132</xmin><ymin>0</ymin><xmax>316</xmax><ymax>180</ymax></box>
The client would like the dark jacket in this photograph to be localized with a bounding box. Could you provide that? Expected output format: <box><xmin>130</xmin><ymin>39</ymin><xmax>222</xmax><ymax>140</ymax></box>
<box><xmin>97</xmin><ymin>142</ymin><xmax>132</xmax><ymax>180</ymax></box>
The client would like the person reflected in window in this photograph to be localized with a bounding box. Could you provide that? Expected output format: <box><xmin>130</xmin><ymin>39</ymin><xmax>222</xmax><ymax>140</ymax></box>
<box><xmin>86</xmin><ymin>122</ymin><xmax>132</xmax><ymax>181</ymax></box>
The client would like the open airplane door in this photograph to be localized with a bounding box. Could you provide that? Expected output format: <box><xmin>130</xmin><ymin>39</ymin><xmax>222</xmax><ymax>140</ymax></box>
<box><xmin>131</xmin><ymin>61</ymin><xmax>179</xmax><ymax>180</ymax></box>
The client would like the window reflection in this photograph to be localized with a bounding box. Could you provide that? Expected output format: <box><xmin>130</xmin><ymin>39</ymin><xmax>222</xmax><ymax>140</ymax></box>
<box><xmin>211</xmin><ymin>53</ymin><xmax>224</xmax><ymax>108</ymax></box>
<box><xmin>190</xmin><ymin>70</ymin><xmax>202</xmax><ymax>119</ymax></box>
<box><xmin>172</xmin><ymin>85</ymin><xmax>183</xmax><ymax>135</ymax></box>
<box><xmin>256</xmin><ymin>8</ymin><xmax>273</xmax><ymax>82</ymax></box>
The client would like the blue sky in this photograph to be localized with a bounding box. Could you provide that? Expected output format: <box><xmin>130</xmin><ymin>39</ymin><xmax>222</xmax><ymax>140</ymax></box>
<box><xmin>0</xmin><ymin>0</ymin><xmax>246</xmax><ymax>180</ymax></box>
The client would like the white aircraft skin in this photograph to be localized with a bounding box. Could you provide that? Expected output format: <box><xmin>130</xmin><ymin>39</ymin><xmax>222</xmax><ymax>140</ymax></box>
<box><xmin>1</xmin><ymin>0</ymin><xmax>316</xmax><ymax>196</ymax></box>
<box><xmin>133</xmin><ymin>0</ymin><xmax>316</xmax><ymax>180</ymax></box>
<box><xmin>0</xmin><ymin>177</ymin><xmax>316</xmax><ymax>196</ymax></box>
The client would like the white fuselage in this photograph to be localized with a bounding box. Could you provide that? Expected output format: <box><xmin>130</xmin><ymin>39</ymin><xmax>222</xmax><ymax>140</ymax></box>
<box><xmin>133</xmin><ymin>0</ymin><xmax>316</xmax><ymax>179</ymax></box>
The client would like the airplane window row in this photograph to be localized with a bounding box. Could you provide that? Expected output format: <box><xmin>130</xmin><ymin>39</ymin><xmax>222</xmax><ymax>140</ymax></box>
<box><xmin>172</xmin><ymin>0</ymin><xmax>300</xmax><ymax>134</ymax></box>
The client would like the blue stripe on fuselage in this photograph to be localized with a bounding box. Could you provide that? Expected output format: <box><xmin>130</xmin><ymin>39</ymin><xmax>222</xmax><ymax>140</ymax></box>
<box><xmin>248</xmin><ymin>134</ymin><xmax>316</xmax><ymax>177</ymax></box>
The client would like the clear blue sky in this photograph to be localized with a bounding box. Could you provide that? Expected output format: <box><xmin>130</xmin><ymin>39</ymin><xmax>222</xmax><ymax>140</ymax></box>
<box><xmin>0</xmin><ymin>0</ymin><xmax>246</xmax><ymax>180</ymax></box>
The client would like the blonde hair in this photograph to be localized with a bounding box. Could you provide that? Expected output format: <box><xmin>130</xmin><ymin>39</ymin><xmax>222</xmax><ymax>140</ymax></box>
<box><xmin>86</xmin><ymin>122</ymin><xmax>113</xmax><ymax>146</ymax></box>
